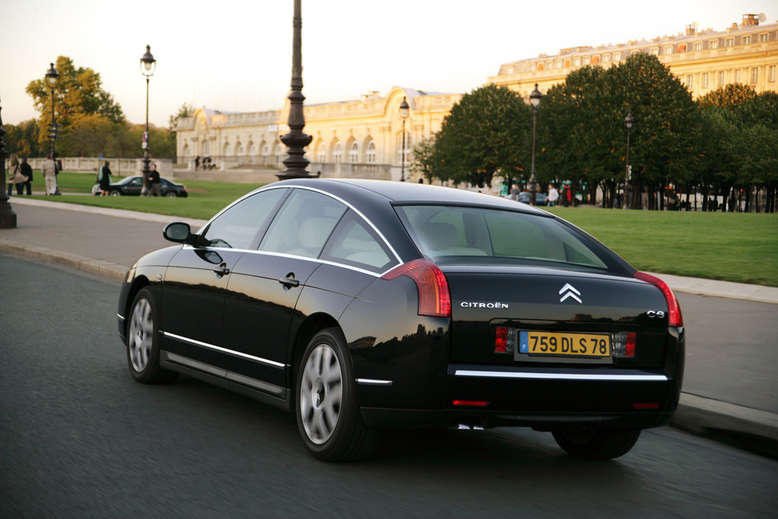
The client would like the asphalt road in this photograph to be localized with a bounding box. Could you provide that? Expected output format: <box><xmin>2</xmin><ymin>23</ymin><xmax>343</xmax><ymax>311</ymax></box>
<box><xmin>678</xmin><ymin>292</ymin><xmax>778</xmax><ymax>413</ymax></box>
<box><xmin>2</xmin><ymin>255</ymin><xmax>777</xmax><ymax>519</ymax></box>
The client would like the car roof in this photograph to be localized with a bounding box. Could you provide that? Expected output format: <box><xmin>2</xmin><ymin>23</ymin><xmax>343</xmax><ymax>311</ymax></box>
<box><xmin>271</xmin><ymin>178</ymin><xmax>548</xmax><ymax>216</ymax></box>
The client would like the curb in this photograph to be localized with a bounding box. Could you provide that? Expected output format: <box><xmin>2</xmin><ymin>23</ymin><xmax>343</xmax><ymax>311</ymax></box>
<box><xmin>671</xmin><ymin>393</ymin><xmax>778</xmax><ymax>459</ymax></box>
<box><xmin>0</xmin><ymin>239</ymin><xmax>127</xmax><ymax>282</ymax></box>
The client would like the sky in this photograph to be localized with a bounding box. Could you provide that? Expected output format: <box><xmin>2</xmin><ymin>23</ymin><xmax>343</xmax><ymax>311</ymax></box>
<box><xmin>1</xmin><ymin>0</ymin><xmax>775</xmax><ymax>127</ymax></box>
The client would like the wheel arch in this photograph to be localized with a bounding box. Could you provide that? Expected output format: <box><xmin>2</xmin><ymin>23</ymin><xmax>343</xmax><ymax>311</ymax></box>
<box><xmin>288</xmin><ymin>313</ymin><xmax>342</xmax><ymax>398</ymax></box>
<box><xmin>123</xmin><ymin>275</ymin><xmax>150</xmax><ymax>333</ymax></box>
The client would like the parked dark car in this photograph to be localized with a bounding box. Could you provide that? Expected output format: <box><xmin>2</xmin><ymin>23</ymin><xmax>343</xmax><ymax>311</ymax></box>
<box><xmin>117</xmin><ymin>179</ymin><xmax>684</xmax><ymax>461</ymax></box>
<box><xmin>93</xmin><ymin>176</ymin><xmax>188</xmax><ymax>197</ymax></box>
<box><xmin>518</xmin><ymin>191</ymin><xmax>548</xmax><ymax>205</ymax></box>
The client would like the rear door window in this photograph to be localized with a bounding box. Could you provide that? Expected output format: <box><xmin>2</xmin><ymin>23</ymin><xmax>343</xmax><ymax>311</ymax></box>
<box><xmin>320</xmin><ymin>211</ymin><xmax>395</xmax><ymax>273</ymax></box>
<box><xmin>260</xmin><ymin>189</ymin><xmax>347</xmax><ymax>259</ymax></box>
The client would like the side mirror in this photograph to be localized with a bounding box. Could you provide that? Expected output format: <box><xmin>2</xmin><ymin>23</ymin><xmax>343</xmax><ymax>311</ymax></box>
<box><xmin>164</xmin><ymin>222</ymin><xmax>193</xmax><ymax>243</ymax></box>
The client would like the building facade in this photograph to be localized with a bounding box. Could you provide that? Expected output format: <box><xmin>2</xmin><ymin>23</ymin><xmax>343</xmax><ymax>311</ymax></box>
<box><xmin>175</xmin><ymin>15</ymin><xmax>777</xmax><ymax>180</ymax></box>
<box><xmin>488</xmin><ymin>14</ymin><xmax>778</xmax><ymax>99</ymax></box>
<box><xmin>175</xmin><ymin>87</ymin><xmax>460</xmax><ymax>181</ymax></box>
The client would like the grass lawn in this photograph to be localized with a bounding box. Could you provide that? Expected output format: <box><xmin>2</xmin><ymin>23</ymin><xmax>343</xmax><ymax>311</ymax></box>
<box><xmin>547</xmin><ymin>207</ymin><xmax>778</xmax><ymax>286</ymax></box>
<box><xmin>18</xmin><ymin>173</ymin><xmax>778</xmax><ymax>285</ymax></box>
<box><xmin>26</xmin><ymin>172</ymin><xmax>260</xmax><ymax>221</ymax></box>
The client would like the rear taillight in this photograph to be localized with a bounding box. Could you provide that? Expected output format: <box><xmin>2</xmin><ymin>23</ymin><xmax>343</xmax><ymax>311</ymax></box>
<box><xmin>634</xmin><ymin>271</ymin><xmax>683</xmax><ymax>327</ymax></box>
<box><xmin>382</xmin><ymin>259</ymin><xmax>451</xmax><ymax>317</ymax></box>
<box><xmin>494</xmin><ymin>326</ymin><xmax>517</xmax><ymax>354</ymax></box>
<box><xmin>613</xmin><ymin>331</ymin><xmax>637</xmax><ymax>358</ymax></box>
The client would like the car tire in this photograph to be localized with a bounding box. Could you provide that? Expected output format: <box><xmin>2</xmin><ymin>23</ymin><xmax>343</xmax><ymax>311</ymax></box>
<box><xmin>110</xmin><ymin>190</ymin><xmax>121</xmax><ymax>197</ymax></box>
<box><xmin>552</xmin><ymin>426</ymin><xmax>641</xmax><ymax>460</ymax></box>
<box><xmin>165</xmin><ymin>191</ymin><xmax>177</xmax><ymax>198</ymax></box>
<box><xmin>295</xmin><ymin>327</ymin><xmax>374</xmax><ymax>461</ymax></box>
<box><xmin>126</xmin><ymin>287</ymin><xmax>178</xmax><ymax>384</ymax></box>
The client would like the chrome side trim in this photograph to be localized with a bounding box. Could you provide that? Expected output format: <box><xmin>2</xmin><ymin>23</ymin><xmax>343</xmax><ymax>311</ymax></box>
<box><xmin>165</xmin><ymin>352</ymin><xmax>284</xmax><ymax>395</ymax></box>
<box><xmin>356</xmin><ymin>378</ymin><xmax>393</xmax><ymax>386</ymax></box>
<box><xmin>453</xmin><ymin>370</ymin><xmax>668</xmax><ymax>382</ymax></box>
<box><xmin>161</xmin><ymin>331</ymin><xmax>286</xmax><ymax>368</ymax></box>
<box><xmin>117</xmin><ymin>313</ymin><xmax>125</xmax><ymax>320</ymax></box>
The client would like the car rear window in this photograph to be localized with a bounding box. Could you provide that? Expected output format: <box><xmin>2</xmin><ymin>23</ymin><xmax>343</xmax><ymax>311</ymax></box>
<box><xmin>396</xmin><ymin>205</ymin><xmax>607</xmax><ymax>270</ymax></box>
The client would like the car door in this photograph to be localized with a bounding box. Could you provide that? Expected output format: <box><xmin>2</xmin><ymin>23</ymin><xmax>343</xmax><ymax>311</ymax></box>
<box><xmin>124</xmin><ymin>177</ymin><xmax>143</xmax><ymax>195</ymax></box>
<box><xmin>160</xmin><ymin>188</ymin><xmax>289</xmax><ymax>366</ymax></box>
<box><xmin>222</xmin><ymin>188</ymin><xmax>348</xmax><ymax>387</ymax></box>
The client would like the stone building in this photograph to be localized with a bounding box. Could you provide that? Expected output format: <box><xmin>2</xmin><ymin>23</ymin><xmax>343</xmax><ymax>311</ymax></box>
<box><xmin>174</xmin><ymin>15</ymin><xmax>777</xmax><ymax>180</ymax></box>
<box><xmin>488</xmin><ymin>14</ymin><xmax>778</xmax><ymax>100</ymax></box>
<box><xmin>174</xmin><ymin>87</ymin><xmax>460</xmax><ymax>181</ymax></box>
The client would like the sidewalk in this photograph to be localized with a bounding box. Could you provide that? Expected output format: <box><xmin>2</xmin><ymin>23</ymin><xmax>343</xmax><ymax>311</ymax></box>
<box><xmin>2</xmin><ymin>198</ymin><xmax>777</xmax><ymax>456</ymax></box>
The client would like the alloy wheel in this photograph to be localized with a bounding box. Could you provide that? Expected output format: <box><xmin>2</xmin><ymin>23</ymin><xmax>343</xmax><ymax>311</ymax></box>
<box><xmin>128</xmin><ymin>297</ymin><xmax>153</xmax><ymax>372</ymax></box>
<box><xmin>300</xmin><ymin>344</ymin><xmax>343</xmax><ymax>445</ymax></box>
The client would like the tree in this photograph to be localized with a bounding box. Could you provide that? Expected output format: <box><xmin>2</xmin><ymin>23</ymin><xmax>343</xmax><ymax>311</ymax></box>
<box><xmin>410</xmin><ymin>137</ymin><xmax>438</xmax><ymax>182</ymax></box>
<box><xmin>3</xmin><ymin>119</ymin><xmax>40</xmax><ymax>158</ymax></box>
<box><xmin>697</xmin><ymin>83</ymin><xmax>757</xmax><ymax>110</ymax></box>
<box><xmin>429</xmin><ymin>85</ymin><xmax>532</xmax><ymax>187</ymax></box>
<box><xmin>26</xmin><ymin>56</ymin><xmax>125</xmax><ymax>147</ymax></box>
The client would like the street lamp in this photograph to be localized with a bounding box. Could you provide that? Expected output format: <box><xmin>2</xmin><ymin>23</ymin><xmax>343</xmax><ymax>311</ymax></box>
<box><xmin>278</xmin><ymin>0</ymin><xmax>314</xmax><ymax>179</ymax></box>
<box><xmin>0</xmin><ymin>97</ymin><xmax>17</xmax><ymax>228</ymax></box>
<box><xmin>140</xmin><ymin>45</ymin><xmax>156</xmax><ymax>182</ymax></box>
<box><xmin>529</xmin><ymin>83</ymin><xmax>542</xmax><ymax>206</ymax></box>
<box><xmin>45</xmin><ymin>62</ymin><xmax>59</xmax><ymax>158</ymax></box>
<box><xmin>399</xmin><ymin>96</ymin><xmax>409</xmax><ymax>182</ymax></box>
<box><xmin>624</xmin><ymin>110</ymin><xmax>635</xmax><ymax>210</ymax></box>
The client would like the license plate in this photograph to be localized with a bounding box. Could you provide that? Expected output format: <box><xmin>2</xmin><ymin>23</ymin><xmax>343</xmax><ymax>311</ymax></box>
<box><xmin>519</xmin><ymin>331</ymin><xmax>610</xmax><ymax>358</ymax></box>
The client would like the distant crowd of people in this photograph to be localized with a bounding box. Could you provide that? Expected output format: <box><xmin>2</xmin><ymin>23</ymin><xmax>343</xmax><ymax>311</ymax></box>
<box><xmin>194</xmin><ymin>156</ymin><xmax>216</xmax><ymax>170</ymax></box>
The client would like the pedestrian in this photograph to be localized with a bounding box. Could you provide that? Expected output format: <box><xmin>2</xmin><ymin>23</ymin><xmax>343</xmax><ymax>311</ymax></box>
<box><xmin>149</xmin><ymin>163</ymin><xmax>161</xmax><ymax>196</ymax></box>
<box><xmin>53</xmin><ymin>154</ymin><xmax>62</xmax><ymax>195</ymax></box>
<box><xmin>7</xmin><ymin>154</ymin><xmax>29</xmax><ymax>196</ymax></box>
<box><xmin>510</xmin><ymin>183</ymin><xmax>519</xmax><ymax>201</ymax></box>
<box><xmin>98</xmin><ymin>160</ymin><xmax>112</xmax><ymax>196</ymax></box>
<box><xmin>547</xmin><ymin>184</ymin><xmax>559</xmax><ymax>207</ymax></box>
<box><xmin>41</xmin><ymin>152</ymin><xmax>58</xmax><ymax>195</ymax></box>
<box><xmin>194</xmin><ymin>155</ymin><xmax>200</xmax><ymax>170</ymax></box>
<box><xmin>20</xmin><ymin>156</ymin><xmax>33</xmax><ymax>195</ymax></box>
<box><xmin>566</xmin><ymin>185</ymin><xmax>572</xmax><ymax>206</ymax></box>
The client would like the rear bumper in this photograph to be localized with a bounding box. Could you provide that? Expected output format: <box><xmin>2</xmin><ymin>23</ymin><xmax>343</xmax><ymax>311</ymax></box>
<box><xmin>359</xmin><ymin>363</ymin><xmax>680</xmax><ymax>430</ymax></box>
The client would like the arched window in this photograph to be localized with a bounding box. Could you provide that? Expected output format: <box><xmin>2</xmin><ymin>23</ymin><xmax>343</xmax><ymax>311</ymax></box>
<box><xmin>202</xmin><ymin>141</ymin><xmax>209</xmax><ymax>155</ymax></box>
<box><xmin>397</xmin><ymin>133</ymin><xmax>412</xmax><ymax>163</ymax></box>
<box><xmin>236</xmin><ymin>143</ymin><xmax>244</xmax><ymax>156</ymax></box>
<box><xmin>223</xmin><ymin>142</ymin><xmax>230</xmax><ymax>156</ymax></box>
<box><xmin>318</xmin><ymin>147</ymin><xmax>327</xmax><ymax>163</ymax></box>
<box><xmin>366</xmin><ymin>140</ymin><xmax>376</xmax><ymax>163</ymax></box>
<box><xmin>349</xmin><ymin>141</ymin><xmax>359</xmax><ymax>163</ymax></box>
<box><xmin>333</xmin><ymin>142</ymin><xmax>343</xmax><ymax>163</ymax></box>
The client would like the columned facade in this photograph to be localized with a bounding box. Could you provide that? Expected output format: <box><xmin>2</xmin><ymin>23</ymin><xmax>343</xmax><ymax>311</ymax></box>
<box><xmin>175</xmin><ymin>87</ymin><xmax>460</xmax><ymax>181</ymax></box>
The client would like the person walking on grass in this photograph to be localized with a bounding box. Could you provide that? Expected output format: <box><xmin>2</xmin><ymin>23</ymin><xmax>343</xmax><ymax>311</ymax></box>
<box><xmin>148</xmin><ymin>163</ymin><xmax>161</xmax><ymax>196</ymax></box>
<box><xmin>7</xmin><ymin>154</ymin><xmax>29</xmax><ymax>196</ymax></box>
<box><xmin>98</xmin><ymin>161</ymin><xmax>112</xmax><ymax>196</ymax></box>
<box><xmin>20</xmin><ymin>156</ymin><xmax>33</xmax><ymax>195</ymax></box>
<box><xmin>41</xmin><ymin>152</ymin><xmax>58</xmax><ymax>195</ymax></box>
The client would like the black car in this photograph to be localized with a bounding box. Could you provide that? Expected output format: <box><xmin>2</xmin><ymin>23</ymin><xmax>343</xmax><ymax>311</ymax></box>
<box><xmin>118</xmin><ymin>179</ymin><xmax>684</xmax><ymax>461</ymax></box>
<box><xmin>518</xmin><ymin>191</ymin><xmax>548</xmax><ymax>205</ymax></box>
<box><xmin>95</xmin><ymin>176</ymin><xmax>188</xmax><ymax>197</ymax></box>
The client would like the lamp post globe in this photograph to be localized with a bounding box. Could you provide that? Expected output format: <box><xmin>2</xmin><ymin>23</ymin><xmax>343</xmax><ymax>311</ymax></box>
<box><xmin>140</xmin><ymin>45</ymin><xmax>156</xmax><ymax>183</ymax></box>
<box><xmin>399</xmin><ymin>96</ymin><xmax>410</xmax><ymax>182</ymax></box>
<box><xmin>45</xmin><ymin>63</ymin><xmax>59</xmax><ymax>158</ymax></box>
<box><xmin>624</xmin><ymin>110</ymin><xmax>635</xmax><ymax>210</ymax></box>
<box><xmin>529</xmin><ymin>83</ymin><xmax>542</xmax><ymax>205</ymax></box>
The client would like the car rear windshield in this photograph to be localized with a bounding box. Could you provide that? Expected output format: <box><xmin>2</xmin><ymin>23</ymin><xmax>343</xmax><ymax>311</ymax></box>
<box><xmin>395</xmin><ymin>205</ymin><xmax>608</xmax><ymax>270</ymax></box>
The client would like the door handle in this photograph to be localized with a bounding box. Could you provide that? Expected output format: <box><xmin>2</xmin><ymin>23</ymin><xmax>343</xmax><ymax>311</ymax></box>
<box><xmin>213</xmin><ymin>262</ymin><xmax>230</xmax><ymax>276</ymax></box>
<box><xmin>278</xmin><ymin>273</ymin><xmax>300</xmax><ymax>288</ymax></box>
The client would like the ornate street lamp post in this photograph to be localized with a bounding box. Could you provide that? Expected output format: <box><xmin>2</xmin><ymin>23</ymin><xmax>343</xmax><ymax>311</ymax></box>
<box><xmin>0</xmin><ymin>97</ymin><xmax>17</xmax><ymax>229</ymax></box>
<box><xmin>399</xmin><ymin>96</ymin><xmax>409</xmax><ymax>182</ymax></box>
<box><xmin>278</xmin><ymin>0</ymin><xmax>314</xmax><ymax>179</ymax></box>
<box><xmin>624</xmin><ymin>110</ymin><xmax>635</xmax><ymax>210</ymax></box>
<box><xmin>529</xmin><ymin>83</ymin><xmax>542</xmax><ymax>206</ymax></box>
<box><xmin>45</xmin><ymin>62</ymin><xmax>59</xmax><ymax>158</ymax></box>
<box><xmin>140</xmin><ymin>45</ymin><xmax>156</xmax><ymax>182</ymax></box>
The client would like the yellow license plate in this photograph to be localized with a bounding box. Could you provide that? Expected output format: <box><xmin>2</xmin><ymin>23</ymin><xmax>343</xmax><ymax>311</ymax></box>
<box><xmin>519</xmin><ymin>331</ymin><xmax>610</xmax><ymax>357</ymax></box>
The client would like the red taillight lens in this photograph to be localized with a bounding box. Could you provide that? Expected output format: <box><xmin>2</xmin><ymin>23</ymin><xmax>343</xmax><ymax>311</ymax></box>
<box><xmin>634</xmin><ymin>271</ymin><xmax>683</xmax><ymax>327</ymax></box>
<box><xmin>382</xmin><ymin>259</ymin><xmax>451</xmax><ymax>317</ymax></box>
<box><xmin>625</xmin><ymin>332</ymin><xmax>636</xmax><ymax>357</ymax></box>
<box><xmin>495</xmin><ymin>326</ymin><xmax>508</xmax><ymax>353</ymax></box>
<box><xmin>452</xmin><ymin>400</ymin><xmax>489</xmax><ymax>407</ymax></box>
